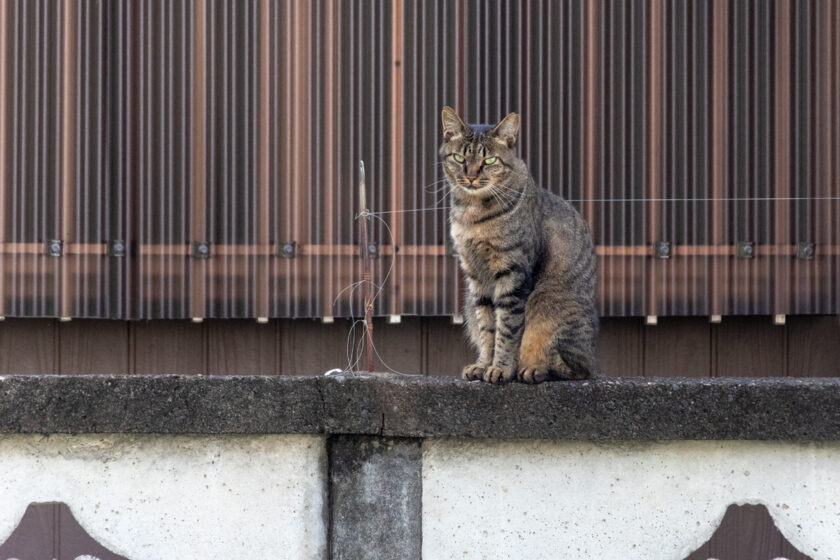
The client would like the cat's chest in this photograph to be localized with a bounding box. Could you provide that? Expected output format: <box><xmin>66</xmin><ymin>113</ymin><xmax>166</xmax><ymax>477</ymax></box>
<box><xmin>451</xmin><ymin>223</ymin><xmax>511</xmax><ymax>275</ymax></box>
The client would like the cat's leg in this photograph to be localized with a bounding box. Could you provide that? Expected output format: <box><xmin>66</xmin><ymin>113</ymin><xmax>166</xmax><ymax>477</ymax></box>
<box><xmin>483</xmin><ymin>272</ymin><xmax>529</xmax><ymax>384</ymax></box>
<box><xmin>461</xmin><ymin>282</ymin><xmax>496</xmax><ymax>381</ymax></box>
<box><xmin>550</xmin><ymin>302</ymin><xmax>599</xmax><ymax>380</ymax></box>
<box><xmin>518</xmin><ymin>290</ymin><xmax>598</xmax><ymax>383</ymax></box>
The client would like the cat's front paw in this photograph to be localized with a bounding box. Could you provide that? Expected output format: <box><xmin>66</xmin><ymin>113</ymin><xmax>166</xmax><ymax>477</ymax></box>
<box><xmin>518</xmin><ymin>366</ymin><xmax>549</xmax><ymax>384</ymax></box>
<box><xmin>483</xmin><ymin>365</ymin><xmax>516</xmax><ymax>384</ymax></box>
<box><xmin>461</xmin><ymin>363</ymin><xmax>487</xmax><ymax>381</ymax></box>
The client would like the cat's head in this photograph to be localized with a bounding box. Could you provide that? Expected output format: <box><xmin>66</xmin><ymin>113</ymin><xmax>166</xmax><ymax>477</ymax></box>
<box><xmin>439</xmin><ymin>106</ymin><xmax>521</xmax><ymax>195</ymax></box>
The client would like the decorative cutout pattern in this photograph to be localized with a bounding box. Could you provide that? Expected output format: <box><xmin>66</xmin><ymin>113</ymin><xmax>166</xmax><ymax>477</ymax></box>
<box><xmin>0</xmin><ymin>503</ymin><xmax>126</xmax><ymax>560</ymax></box>
<box><xmin>684</xmin><ymin>504</ymin><xmax>812</xmax><ymax>560</ymax></box>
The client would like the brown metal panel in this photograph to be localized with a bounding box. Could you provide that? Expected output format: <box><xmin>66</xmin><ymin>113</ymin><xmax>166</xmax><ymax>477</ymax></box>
<box><xmin>646</xmin><ymin>0</ymin><xmax>661</xmax><ymax>318</ymax></box>
<box><xmin>0</xmin><ymin>0</ymin><xmax>837</xmax><ymax>320</ymax></box>
<box><xmin>58</xmin><ymin>319</ymin><xmax>128</xmax><ymax>374</ymax></box>
<box><xmin>353</xmin><ymin>316</ymin><xmax>423</xmax><ymax>375</ymax></box>
<box><xmin>321</xmin><ymin>0</ymin><xmax>336</xmax><ymax>319</ymax></box>
<box><xmin>583</xmin><ymin>0</ymin><xmax>597</xmax><ymax>230</ymax></box>
<box><xmin>389</xmin><ymin>0</ymin><xmax>404</xmax><ymax>317</ymax></box>
<box><xmin>710</xmin><ymin>0</ymin><xmax>727</xmax><ymax>317</ymax></box>
<box><xmin>132</xmin><ymin>320</ymin><xmax>204</xmax><ymax>374</ymax></box>
<box><xmin>786</xmin><ymin>316</ymin><xmax>840</xmax><ymax>378</ymax></box>
<box><xmin>191</xmin><ymin>0</ymin><xmax>207</xmax><ymax>321</ymax></box>
<box><xmin>256</xmin><ymin>0</ymin><xmax>270</xmax><ymax>321</ymax></box>
<box><xmin>59</xmin><ymin>0</ymin><xmax>75</xmax><ymax>320</ymax></box>
<box><xmin>642</xmin><ymin>318</ymin><xmax>711</xmax><ymax>378</ymax></box>
<box><xmin>714</xmin><ymin>317</ymin><xmax>785</xmax><ymax>377</ymax></box>
<box><xmin>280</xmin><ymin>319</ymin><xmax>355</xmax><ymax>376</ymax></box>
<box><xmin>0</xmin><ymin>318</ymin><xmax>55</xmax><ymax>374</ymax></box>
<box><xmin>422</xmin><ymin>317</ymin><xmax>472</xmax><ymax>376</ymax></box>
<box><xmin>596</xmin><ymin>318</ymin><xmax>643</xmax><ymax>377</ymax></box>
<box><xmin>206</xmin><ymin>319</ymin><xmax>278</xmax><ymax>375</ymax></box>
<box><xmin>0</xmin><ymin>0</ymin><xmax>7</xmax><ymax>318</ymax></box>
<box><xmin>290</xmin><ymin>0</ymin><xmax>309</xmax><ymax>316</ymax></box>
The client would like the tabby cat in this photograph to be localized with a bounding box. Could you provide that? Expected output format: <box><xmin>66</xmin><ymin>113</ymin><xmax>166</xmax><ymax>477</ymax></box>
<box><xmin>441</xmin><ymin>106</ymin><xmax>599</xmax><ymax>384</ymax></box>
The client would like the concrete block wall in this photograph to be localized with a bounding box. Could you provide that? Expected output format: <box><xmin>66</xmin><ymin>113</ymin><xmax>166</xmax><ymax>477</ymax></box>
<box><xmin>0</xmin><ymin>374</ymin><xmax>838</xmax><ymax>559</ymax></box>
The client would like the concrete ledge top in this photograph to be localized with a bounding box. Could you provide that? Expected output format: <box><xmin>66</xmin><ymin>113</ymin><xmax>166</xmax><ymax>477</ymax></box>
<box><xmin>1</xmin><ymin>374</ymin><xmax>839</xmax><ymax>440</ymax></box>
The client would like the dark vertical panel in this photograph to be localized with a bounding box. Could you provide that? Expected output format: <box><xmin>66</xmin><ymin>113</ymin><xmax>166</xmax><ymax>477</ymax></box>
<box><xmin>786</xmin><ymin>316</ymin><xmax>840</xmax><ymax>378</ymax></box>
<box><xmin>642</xmin><ymin>319</ymin><xmax>711</xmax><ymax>377</ymax></box>
<box><xmin>280</xmin><ymin>319</ymin><xmax>356</xmax><ymax>376</ymax></box>
<box><xmin>646</xmin><ymin>0</ymin><xmax>661</xmax><ymax>318</ymax></box>
<box><xmin>205</xmin><ymin>319</ymin><xmax>277</xmax><ymax>374</ymax></box>
<box><xmin>59</xmin><ymin>0</ymin><xmax>75</xmax><ymax>320</ymax></box>
<box><xmin>58</xmin><ymin>320</ymin><xmax>129</xmax><ymax>374</ymax></box>
<box><xmin>369</xmin><ymin>317</ymin><xmax>423</xmax><ymax>374</ymax></box>
<box><xmin>0</xmin><ymin>318</ymin><xmax>56</xmax><ymax>374</ymax></box>
<box><xmin>714</xmin><ymin>317</ymin><xmax>785</xmax><ymax>377</ymax></box>
<box><xmin>133</xmin><ymin>320</ymin><xmax>204</xmax><ymax>374</ymax></box>
<box><xmin>773</xmin><ymin>0</ymin><xmax>792</xmax><ymax>319</ymax></box>
<box><xmin>596</xmin><ymin>318</ymin><xmax>643</xmax><ymax>377</ymax></box>
<box><xmin>389</xmin><ymin>0</ymin><xmax>403</xmax><ymax>317</ymax></box>
<box><xmin>725</xmin><ymin>0</ymin><xmax>776</xmax><ymax>316</ymax></box>
<box><xmin>0</xmin><ymin>0</ymin><xmax>8</xmax><ymax>319</ymax></box>
<box><xmin>205</xmin><ymin>0</ymin><xmax>259</xmax><ymax>319</ymax></box>
<box><xmin>710</xmin><ymin>0</ymin><xmax>728</xmax><ymax>319</ymax></box>
<box><xmin>422</xmin><ymin>317</ymin><xmax>472</xmax><ymax>375</ymax></box>
<box><xmin>190</xmin><ymin>0</ymin><xmax>207</xmax><ymax>321</ymax></box>
<box><xmin>659</xmin><ymin>1</ymin><xmax>714</xmax><ymax>316</ymax></box>
<box><xmin>256</xmin><ymin>0</ymin><xmax>270</xmax><ymax>321</ymax></box>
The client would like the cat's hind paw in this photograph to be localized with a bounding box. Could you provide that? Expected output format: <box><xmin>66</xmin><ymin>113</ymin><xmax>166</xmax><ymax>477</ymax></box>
<box><xmin>483</xmin><ymin>365</ymin><xmax>516</xmax><ymax>384</ymax></box>
<box><xmin>518</xmin><ymin>366</ymin><xmax>549</xmax><ymax>384</ymax></box>
<box><xmin>461</xmin><ymin>364</ymin><xmax>486</xmax><ymax>381</ymax></box>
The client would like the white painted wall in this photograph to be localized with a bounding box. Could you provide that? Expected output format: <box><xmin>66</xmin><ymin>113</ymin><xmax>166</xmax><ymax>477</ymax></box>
<box><xmin>423</xmin><ymin>439</ymin><xmax>840</xmax><ymax>560</ymax></box>
<box><xmin>0</xmin><ymin>434</ymin><xmax>326</xmax><ymax>560</ymax></box>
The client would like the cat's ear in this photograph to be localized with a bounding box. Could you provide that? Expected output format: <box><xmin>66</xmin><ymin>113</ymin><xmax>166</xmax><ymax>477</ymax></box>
<box><xmin>441</xmin><ymin>106</ymin><xmax>467</xmax><ymax>141</ymax></box>
<box><xmin>491</xmin><ymin>112</ymin><xmax>520</xmax><ymax>148</ymax></box>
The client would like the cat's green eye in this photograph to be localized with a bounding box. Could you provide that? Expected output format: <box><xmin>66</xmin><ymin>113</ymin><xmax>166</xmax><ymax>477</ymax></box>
<box><xmin>484</xmin><ymin>156</ymin><xmax>497</xmax><ymax>165</ymax></box>
<box><xmin>453</xmin><ymin>154</ymin><xmax>465</xmax><ymax>163</ymax></box>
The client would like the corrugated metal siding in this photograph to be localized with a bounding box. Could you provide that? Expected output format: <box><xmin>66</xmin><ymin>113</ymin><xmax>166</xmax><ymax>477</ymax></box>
<box><xmin>0</xmin><ymin>0</ymin><xmax>838</xmax><ymax>320</ymax></box>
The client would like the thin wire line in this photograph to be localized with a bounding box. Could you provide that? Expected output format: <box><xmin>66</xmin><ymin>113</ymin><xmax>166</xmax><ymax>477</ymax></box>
<box><xmin>365</xmin><ymin>196</ymin><xmax>840</xmax><ymax>216</ymax></box>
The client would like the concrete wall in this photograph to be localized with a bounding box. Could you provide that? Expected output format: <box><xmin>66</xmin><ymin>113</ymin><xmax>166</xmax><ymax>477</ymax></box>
<box><xmin>0</xmin><ymin>435</ymin><xmax>327</xmax><ymax>560</ymax></box>
<box><xmin>423</xmin><ymin>439</ymin><xmax>840</xmax><ymax>560</ymax></box>
<box><xmin>2</xmin><ymin>375</ymin><xmax>840</xmax><ymax>559</ymax></box>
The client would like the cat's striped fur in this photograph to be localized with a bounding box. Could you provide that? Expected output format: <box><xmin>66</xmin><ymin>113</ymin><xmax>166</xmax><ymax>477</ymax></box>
<box><xmin>441</xmin><ymin>106</ymin><xmax>599</xmax><ymax>383</ymax></box>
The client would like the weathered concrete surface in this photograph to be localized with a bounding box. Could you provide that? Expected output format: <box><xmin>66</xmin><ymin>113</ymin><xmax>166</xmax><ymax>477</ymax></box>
<box><xmin>423</xmin><ymin>439</ymin><xmax>837</xmax><ymax>560</ymax></box>
<box><xmin>2</xmin><ymin>374</ymin><xmax>840</xmax><ymax>439</ymax></box>
<box><xmin>0</xmin><ymin>374</ymin><xmax>324</xmax><ymax>434</ymax></box>
<box><xmin>0</xmin><ymin>434</ymin><xmax>327</xmax><ymax>559</ymax></box>
<box><xmin>321</xmin><ymin>374</ymin><xmax>840</xmax><ymax>440</ymax></box>
<box><xmin>329</xmin><ymin>435</ymin><xmax>422</xmax><ymax>560</ymax></box>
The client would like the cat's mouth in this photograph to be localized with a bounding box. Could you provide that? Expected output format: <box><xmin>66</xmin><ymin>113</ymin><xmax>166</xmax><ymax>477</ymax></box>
<box><xmin>459</xmin><ymin>179</ymin><xmax>487</xmax><ymax>192</ymax></box>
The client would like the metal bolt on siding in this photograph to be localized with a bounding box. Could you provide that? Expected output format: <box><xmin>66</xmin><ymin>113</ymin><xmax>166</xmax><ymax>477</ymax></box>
<box><xmin>192</xmin><ymin>242</ymin><xmax>211</xmax><ymax>259</ymax></box>
<box><xmin>46</xmin><ymin>240</ymin><xmax>64</xmax><ymax>257</ymax></box>
<box><xmin>278</xmin><ymin>241</ymin><xmax>297</xmax><ymax>258</ymax></box>
<box><xmin>653</xmin><ymin>241</ymin><xmax>671</xmax><ymax>259</ymax></box>
<box><xmin>108</xmin><ymin>239</ymin><xmax>126</xmax><ymax>257</ymax></box>
<box><xmin>736</xmin><ymin>241</ymin><xmax>755</xmax><ymax>259</ymax></box>
<box><xmin>796</xmin><ymin>242</ymin><xmax>815</xmax><ymax>260</ymax></box>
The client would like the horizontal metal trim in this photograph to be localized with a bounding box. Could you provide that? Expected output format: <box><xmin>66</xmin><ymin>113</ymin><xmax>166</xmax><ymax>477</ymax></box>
<box><xmin>3</xmin><ymin>244</ymin><xmax>838</xmax><ymax>257</ymax></box>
